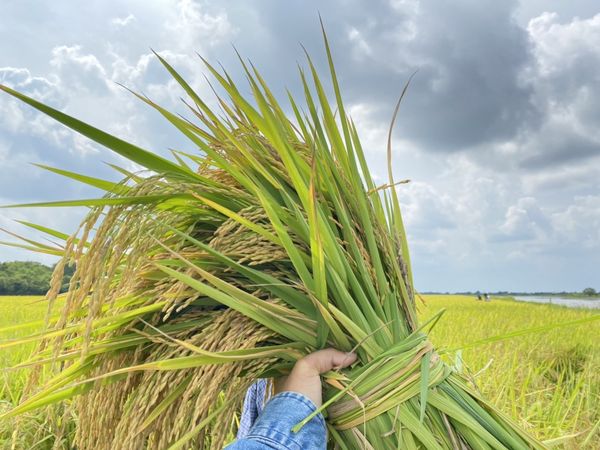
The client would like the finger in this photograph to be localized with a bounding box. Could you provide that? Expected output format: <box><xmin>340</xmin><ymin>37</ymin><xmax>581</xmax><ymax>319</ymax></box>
<box><xmin>299</xmin><ymin>348</ymin><xmax>357</xmax><ymax>374</ymax></box>
<box><xmin>332</xmin><ymin>350</ymin><xmax>357</xmax><ymax>370</ymax></box>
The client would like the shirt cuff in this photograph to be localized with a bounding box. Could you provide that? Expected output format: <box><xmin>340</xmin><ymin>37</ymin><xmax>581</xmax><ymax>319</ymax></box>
<box><xmin>244</xmin><ymin>391</ymin><xmax>327</xmax><ymax>450</ymax></box>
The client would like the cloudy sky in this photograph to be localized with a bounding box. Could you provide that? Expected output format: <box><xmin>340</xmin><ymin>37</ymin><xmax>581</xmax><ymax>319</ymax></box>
<box><xmin>1</xmin><ymin>0</ymin><xmax>599</xmax><ymax>292</ymax></box>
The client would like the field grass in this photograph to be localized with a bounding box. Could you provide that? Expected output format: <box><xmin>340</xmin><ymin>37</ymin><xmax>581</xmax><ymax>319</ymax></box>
<box><xmin>0</xmin><ymin>296</ymin><xmax>53</xmax><ymax>405</ymax></box>
<box><xmin>1</xmin><ymin>295</ymin><xmax>599</xmax><ymax>449</ymax></box>
<box><xmin>0</xmin><ymin>296</ymin><xmax>72</xmax><ymax>449</ymax></box>
<box><xmin>420</xmin><ymin>295</ymin><xmax>600</xmax><ymax>449</ymax></box>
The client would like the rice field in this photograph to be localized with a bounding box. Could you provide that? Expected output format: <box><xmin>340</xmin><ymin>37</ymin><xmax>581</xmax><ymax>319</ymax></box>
<box><xmin>1</xmin><ymin>294</ymin><xmax>599</xmax><ymax>449</ymax></box>
<box><xmin>420</xmin><ymin>296</ymin><xmax>600</xmax><ymax>449</ymax></box>
<box><xmin>0</xmin><ymin>296</ymin><xmax>72</xmax><ymax>448</ymax></box>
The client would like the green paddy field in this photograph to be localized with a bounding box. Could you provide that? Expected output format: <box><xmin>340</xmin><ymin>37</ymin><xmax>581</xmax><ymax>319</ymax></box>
<box><xmin>1</xmin><ymin>295</ymin><xmax>599</xmax><ymax>449</ymax></box>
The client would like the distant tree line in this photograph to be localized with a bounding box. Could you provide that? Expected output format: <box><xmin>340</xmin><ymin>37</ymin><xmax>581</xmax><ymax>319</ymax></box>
<box><xmin>424</xmin><ymin>289</ymin><xmax>598</xmax><ymax>297</ymax></box>
<box><xmin>0</xmin><ymin>261</ymin><xmax>75</xmax><ymax>295</ymax></box>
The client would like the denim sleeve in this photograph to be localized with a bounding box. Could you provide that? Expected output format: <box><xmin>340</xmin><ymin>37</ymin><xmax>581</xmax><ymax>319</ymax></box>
<box><xmin>225</xmin><ymin>391</ymin><xmax>327</xmax><ymax>450</ymax></box>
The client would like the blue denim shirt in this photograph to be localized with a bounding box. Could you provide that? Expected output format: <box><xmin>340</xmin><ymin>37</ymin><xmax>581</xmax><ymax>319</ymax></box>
<box><xmin>225</xmin><ymin>392</ymin><xmax>327</xmax><ymax>449</ymax></box>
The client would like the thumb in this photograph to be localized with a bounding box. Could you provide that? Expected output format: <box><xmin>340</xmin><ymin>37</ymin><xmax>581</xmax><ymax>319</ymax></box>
<box><xmin>280</xmin><ymin>348</ymin><xmax>356</xmax><ymax>408</ymax></box>
<box><xmin>298</xmin><ymin>348</ymin><xmax>357</xmax><ymax>374</ymax></box>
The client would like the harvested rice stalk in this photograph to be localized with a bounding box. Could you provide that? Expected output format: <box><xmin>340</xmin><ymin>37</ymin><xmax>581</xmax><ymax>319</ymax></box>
<box><xmin>0</xmin><ymin>26</ymin><xmax>546</xmax><ymax>450</ymax></box>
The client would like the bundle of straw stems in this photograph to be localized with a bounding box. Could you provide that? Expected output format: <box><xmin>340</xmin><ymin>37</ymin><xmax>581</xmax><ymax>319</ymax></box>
<box><xmin>0</xmin><ymin>27</ymin><xmax>545</xmax><ymax>450</ymax></box>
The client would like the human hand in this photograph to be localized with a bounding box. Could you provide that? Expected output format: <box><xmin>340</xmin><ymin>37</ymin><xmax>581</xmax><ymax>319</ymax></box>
<box><xmin>276</xmin><ymin>348</ymin><xmax>357</xmax><ymax>407</ymax></box>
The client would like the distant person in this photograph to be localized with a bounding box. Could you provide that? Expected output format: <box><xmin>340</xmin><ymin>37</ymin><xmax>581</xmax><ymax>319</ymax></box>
<box><xmin>477</xmin><ymin>294</ymin><xmax>482</xmax><ymax>301</ymax></box>
<box><xmin>484</xmin><ymin>293</ymin><xmax>490</xmax><ymax>302</ymax></box>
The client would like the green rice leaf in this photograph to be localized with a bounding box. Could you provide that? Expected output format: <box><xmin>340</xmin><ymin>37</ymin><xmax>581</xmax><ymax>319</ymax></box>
<box><xmin>0</xmin><ymin>84</ymin><xmax>195</xmax><ymax>179</ymax></box>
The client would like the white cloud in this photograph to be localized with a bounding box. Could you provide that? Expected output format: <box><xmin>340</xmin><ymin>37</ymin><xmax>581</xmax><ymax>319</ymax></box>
<box><xmin>110</xmin><ymin>13</ymin><xmax>136</xmax><ymax>28</ymax></box>
<box><xmin>522</xmin><ymin>161</ymin><xmax>600</xmax><ymax>193</ymax></box>
<box><xmin>389</xmin><ymin>0</ymin><xmax>420</xmax><ymax>14</ymax></box>
<box><xmin>0</xmin><ymin>66</ymin><xmax>57</xmax><ymax>97</ymax></box>
<box><xmin>497</xmin><ymin>197</ymin><xmax>549</xmax><ymax>241</ymax></box>
<box><xmin>347</xmin><ymin>27</ymin><xmax>373</xmax><ymax>58</ymax></box>
<box><xmin>50</xmin><ymin>45</ymin><xmax>107</xmax><ymax>76</ymax></box>
<box><xmin>512</xmin><ymin>12</ymin><xmax>600</xmax><ymax>169</ymax></box>
<box><xmin>552</xmin><ymin>195</ymin><xmax>600</xmax><ymax>250</ymax></box>
<box><xmin>165</xmin><ymin>0</ymin><xmax>236</xmax><ymax>50</ymax></box>
<box><xmin>0</xmin><ymin>66</ymin><xmax>69</xmax><ymax>148</ymax></box>
<box><xmin>50</xmin><ymin>45</ymin><xmax>109</xmax><ymax>93</ymax></box>
<box><xmin>401</xmin><ymin>181</ymin><xmax>458</xmax><ymax>231</ymax></box>
<box><xmin>527</xmin><ymin>12</ymin><xmax>600</xmax><ymax>77</ymax></box>
<box><xmin>109</xmin><ymin>51</ymin><xmax>155</xmax><ymax>86</ymax></box>
<box><xmin>72</xmin><ymin>133</ymin><xmax>101</xmax><ymax>156</ymax></box>
<box><xmin>0</xmin><ymin>96</ymin><xmax>26</xmax><ymax>133</ymax></box>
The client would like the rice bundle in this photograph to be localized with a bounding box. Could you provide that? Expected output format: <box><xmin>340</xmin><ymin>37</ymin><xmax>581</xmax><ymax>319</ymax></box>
<box><xmin>0</xmin><ymin>29</ymin><xmax>546</xmax><ymax>449</ymax></box>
